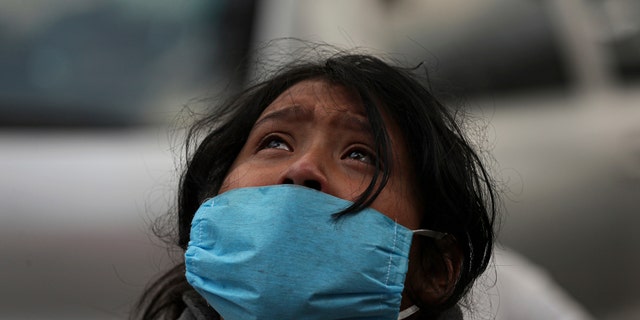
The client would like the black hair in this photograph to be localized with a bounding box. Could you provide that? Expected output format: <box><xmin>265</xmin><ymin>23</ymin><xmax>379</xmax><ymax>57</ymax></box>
<box><xmin>133</xmin><ymin>50</ymin><xmax>497</xmax><ymax>319</ymax></box>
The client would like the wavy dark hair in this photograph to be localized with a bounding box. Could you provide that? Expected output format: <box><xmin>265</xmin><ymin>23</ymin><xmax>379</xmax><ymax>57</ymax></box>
<box><xmin>132</xmin><ymin>51</ymin><xmax>498</xmax><ymax>319</ymax></box>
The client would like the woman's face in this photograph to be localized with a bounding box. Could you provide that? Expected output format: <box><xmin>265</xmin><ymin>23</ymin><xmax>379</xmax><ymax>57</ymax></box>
<box><xmin>219</xmin><ymin>79</ymin><xmax>422</xmax><ymax>229</ymax></box>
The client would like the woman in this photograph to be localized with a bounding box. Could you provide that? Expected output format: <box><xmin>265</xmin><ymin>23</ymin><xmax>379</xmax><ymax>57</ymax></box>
<box><xmin>134</xmin><ymin>52</ymin><xmax>497</xmax><ymax>319</ymax></box>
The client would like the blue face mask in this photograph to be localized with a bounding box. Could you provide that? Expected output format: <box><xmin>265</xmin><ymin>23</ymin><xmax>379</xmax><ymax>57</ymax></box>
<box><xmin>185</xmin><ymin>185</ymin><xmax>445</xmax><ymax>320</ymax></box>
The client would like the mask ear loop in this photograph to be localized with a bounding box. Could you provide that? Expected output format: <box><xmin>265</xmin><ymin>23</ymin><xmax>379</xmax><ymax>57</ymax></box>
<box><xmin>412</xmin><ymin>229</ymin><xmax>447</xmax><ymax>240</ymax></box>
<box><xmin>398</xmin><ymin>304</ymin><xmax>420</xmax><ymax>319</ymax></box>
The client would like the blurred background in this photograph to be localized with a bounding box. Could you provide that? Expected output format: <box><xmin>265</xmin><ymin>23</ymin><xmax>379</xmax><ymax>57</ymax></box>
<box><xmin>1</xmin><ymin>0</ymin><xmax>639</xmax><ymax>319</ymax></box>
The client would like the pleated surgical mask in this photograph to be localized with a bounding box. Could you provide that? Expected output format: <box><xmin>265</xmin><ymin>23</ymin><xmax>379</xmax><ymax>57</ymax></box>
<box><xmin>185</xmin><ymin>185</ymin><xmax>445</xmax><ymax>320</ymax></box>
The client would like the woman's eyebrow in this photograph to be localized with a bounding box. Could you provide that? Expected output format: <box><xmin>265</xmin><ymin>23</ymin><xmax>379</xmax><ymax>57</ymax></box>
<box><xmin>330</xmin><ymin>113</ymin><xmax>371</xmax><ymax>135</ymax></box>
<box><xmin>254</xmin><ymin>104</ymin><xmax>372</xmax><ymax>135</ymax></box>
<box><xmin>253</xmin><ymin>105</ymin><xmax>313</xmax><ymax>128</ymax></box>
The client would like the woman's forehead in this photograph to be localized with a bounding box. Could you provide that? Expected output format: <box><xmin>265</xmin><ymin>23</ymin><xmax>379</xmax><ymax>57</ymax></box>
<box><xmin>264</xmin><ymin>79</ymin><xmax>366</xmax><ymax>116</ymax></box>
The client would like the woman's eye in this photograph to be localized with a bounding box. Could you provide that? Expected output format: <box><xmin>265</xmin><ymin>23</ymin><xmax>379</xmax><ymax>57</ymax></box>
<box><xmin>345</xmin><ymin>149</ymin><xmax>375</xmax><ymax>164</ymax></box>
<box><xmin>259</xmin><ymin>136</ymin><xmax>291</xmax><ymax>151</ymax></box>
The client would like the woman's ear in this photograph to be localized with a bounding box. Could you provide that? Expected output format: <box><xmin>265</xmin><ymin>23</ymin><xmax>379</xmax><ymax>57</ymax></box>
<box><xmin>431</xmin><ymin>236</ymin><xmax>463</xmax><ymax>303</ymax></box>
<box><xmin>406</xmin><ymin>236</ymin><xmax>464</xmax><ymax>305</ymax></box>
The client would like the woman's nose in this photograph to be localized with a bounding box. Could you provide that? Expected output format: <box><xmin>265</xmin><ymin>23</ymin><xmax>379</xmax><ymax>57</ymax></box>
<box><xmin>280</xmin><ymin>152</ymin><xmax>328</xmax><ymax>192</ymax></box>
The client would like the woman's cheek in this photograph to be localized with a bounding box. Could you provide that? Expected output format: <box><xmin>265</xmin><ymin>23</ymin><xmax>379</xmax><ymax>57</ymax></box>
<box><xmin>218</xmin><ymin>166</ymin><xmax>247</xmax><ymax>194</ymax></box>
<box><xmin>219</xmin><ymin>162</ymin><xmax>282</xmax><ymax>194</ymax></box>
